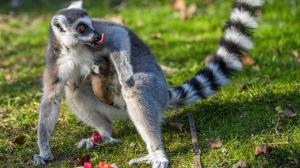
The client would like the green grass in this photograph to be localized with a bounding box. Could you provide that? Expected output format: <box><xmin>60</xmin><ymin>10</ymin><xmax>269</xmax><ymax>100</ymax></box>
<box><xmin>1</xmin><ymin>0</ymin><xmax>300</xmax><ymax>167</ymax></box>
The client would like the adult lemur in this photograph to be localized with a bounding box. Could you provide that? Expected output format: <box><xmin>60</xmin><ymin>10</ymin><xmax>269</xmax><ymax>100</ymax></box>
<box><xmin>33</xmin><ymin>0</ymin><xmax>263</xmax><ymax>167</ymax></box>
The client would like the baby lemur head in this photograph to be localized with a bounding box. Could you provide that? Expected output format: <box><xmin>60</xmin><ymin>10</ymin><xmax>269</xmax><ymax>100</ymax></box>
<box><xmin>51</xmin><ymin>1</ymin><xmax>104</xmax><ymax>48</ymax></box>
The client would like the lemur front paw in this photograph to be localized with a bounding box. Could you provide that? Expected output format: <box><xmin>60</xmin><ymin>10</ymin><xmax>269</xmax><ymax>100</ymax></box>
<box><xmin>33</xmin><ymin>153</ymin><xmax>54</xmax><ymax>166</ymax></box>
<box><xmin>75</xmin><ymin>138</ymin><xmax>95</xmax><ymax>149</ymax></box>
<box><xmin>129</xmin><ymin>150</ymin><xmax>169</xmax><ymax>168</ymax></box>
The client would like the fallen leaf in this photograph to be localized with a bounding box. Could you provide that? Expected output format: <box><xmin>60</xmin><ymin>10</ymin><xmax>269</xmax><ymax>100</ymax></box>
<box><xmin>77</xmin><ymin>155</ymin><xmax>90</xmax><ymax>166</ymax></box>
<box><xmin>292</xmin><ymin>50</ymin><xmax>299</xmax><ymax>57</ymax></box>
<box><xmin>255</xmin><ymin>143</ymin><xmax>267</xmax><ymax>155</ymax></box>
<box><xmin>169</xmin><ymin>122</ymin><xmax>184</xmax><ymax>132</ymax></box>
<box><xmin>232</xmin><ymin>160</ymin><xmax>248</xmax><ymax>168</ymax></box>
<box><xmin>107</xmin><ymin>16</ymin><xmax>124</xmax><ymax>25</ymax></box>
<box><xmin>0</xmin><ymin>108</ymin><xmax>6</xmax><ymax>119</ymax></box>
<box><xmin>150</xmin><ymin>33</ymin><xmax>162</xmax><ymax>40</ymax></box>
<box><xmin>204</xmin><ymin>54</ymin><xmax>214</xmax><ymax>65</ymax></box>
<box><xmin>266</xmin><ymin>143</ymin><xmax>279</xmax><ymax>149</ymax></box>
<box><xmin>136</xmin><ymin>20</ymin><xmax>144</xmax><ymax>27</ymax></box>
<box><xmin>187</xmin><ymin>4</ymin><xmax>197</xmax><ymax>18</ymax></box>
<box><xmin>242</xmin><ymin>54</ymin><xmax>256</xmax><ymax>66</ymax></box>
<box><xmin>208</xmin><ymin>138</ymin><xmax>222</xmax><ymax>149</ymax></box>
<box><xmin>5</xmin><ymin>73</ymin><xmax>12</xmax><ymax>81</ymax></box>
<box><xmin>129</xmin><ymin>142</ymin><xmax>136</xmax><ymax>147</ymax></box>
<box><xmin>292</xmin><ymin>50</ymin><xmax>300</xmax><ymax>63</ymax></box>
<box><xmin>160</xmin><ymin>64</ymin><xmax>177</xmax><ymax>74</ymax></box>
<box><xmin>239</xmin><ymin>83</ymin><xmax>248</xmax><ymax>91</ymax></box>
<box><xmin>282</xmin><ymin>108</ymin><xmax>296</xmax><ymax>118</ymax></box>
<box><xmin>13</xmin><ymin>135</ymin><xmax>26</xmax><ymax>145</ymax></box>
<box><xmin>170</xmin><ymin>0</ymin><xmax>187</xmax><ymax>21</ymax></box>
<box><xmin>221</xmin><ymin>147</ymin><xmax>228</xmax><ymax>155</ymax></box>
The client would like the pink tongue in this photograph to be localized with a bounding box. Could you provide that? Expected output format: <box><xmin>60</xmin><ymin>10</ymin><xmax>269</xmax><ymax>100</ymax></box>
<box><xmin>96</xmin><ymin>33</ymin><xmax>105</xmax><ymax>45</ymax></box>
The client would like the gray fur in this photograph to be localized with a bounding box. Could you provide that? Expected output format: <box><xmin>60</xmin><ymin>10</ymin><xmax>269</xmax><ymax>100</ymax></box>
<box><xmin>34</xmin><ymin>1</ymin><xmax>263</xmax><ymax>168</ymax></box>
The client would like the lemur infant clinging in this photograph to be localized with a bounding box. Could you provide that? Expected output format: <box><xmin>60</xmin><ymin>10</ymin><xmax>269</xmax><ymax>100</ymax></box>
<box><xmin>33</xmin><ymin>0</ymin><xmax>263</xmax><ymax>167</ymax></box>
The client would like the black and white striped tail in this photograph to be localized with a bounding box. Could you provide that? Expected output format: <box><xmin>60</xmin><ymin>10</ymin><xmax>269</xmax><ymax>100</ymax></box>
<box><xmin>168</xmin><ymin>0</ymin><xmax>263</xmax><ymax>107</ymax></box>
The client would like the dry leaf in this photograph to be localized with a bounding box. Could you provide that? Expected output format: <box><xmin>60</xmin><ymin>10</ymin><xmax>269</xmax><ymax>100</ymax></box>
<box><xmin>160</xmin><ymin>64</ymin><xmax>177</xmax><ymax>74</ymax></box>
<box><xmin>5</xmin><ymin>74</ymin><xmax>12</xmax><ymax>81</ymax></box>
<box><xmin>292</xmin><ymin>50</ymin><xmax>300</xmax><ymax>63</ymax></box>
<box><xmin>0</xmin><ymin>108</ymin><xmax>6</xmax><ymax>119</ymax></box>
<box><xmin>129</xmin><ymin>142</ymin><xmax>136</xmax><ymax>147</ymax></box>
<box><xmin>13</xmin><ymin>135</ymin><xmax>26</xmax><ymax>145</ymax></box>
<box><xmin>221</xmin><ymin>147</ymin><xmax>228</xmax><ymax>155</ymax></box>
<box><xmin>282</xmin><ymin>108</ymin><xmax>296</xmax><ymax>118</ymax></box>
<box><xmin>208</xmin><ymin>138</ymin><xmax>222</xmax><ymax>149</ymax></box>
<box><xmin>187</xmin><ymin>4</ymin><xmax>197</xmax><ymax>18</ymax></box>
<box><xmin>242</xmin><ymin>54</ymin><xmax>256</xmax><ymax>66</ymax></box>
<box><xmin>150</xmin><ymin>33</ymin><xmax>162</xmax><ymax>40</ymax></box>
<box><xmin>170</xmin><ymin>0</ymin><xmax>197</xmax><ymax>21</ymax></box>
<box><xmin>169</xmin><ymin>122</ymin><xmax>184</xmax><ymax>132</ymax></box>
<box><xmin>170</xmin><ymin>0</ymin><xmax>187</xmax><ymax>21</ymax></box>
<box><xmin>292</xmin><ymin>50</ymin><xmax>299</xmax><ymax>57</ymax></box>
<box><xmin>204</xmin><ymin>54</ymin><xmax>214</xmax><ymax>65</ymax></box>
<box><xmin>77</xmin><ymin>155</ymin><xmax>90</xmax><ymax>166</ymax></box>
<box><xmin>107</xmin><ymin>16</ymin><xmax>124</xmax><ymax>25</ymax></box>
<box><xmin>239</xmin><ymin>83</ymin><xmax>248</xmax><ymax>91</ymax></box>
<box><xmin>136</xmin><ymin>20</ymin><xmax>144</xmax><ymax>27</ymax></box>
<box><xmin>255</xmin><ymin>143</ymin><xmax>267</xmax><ymax>155</ymax></box>
<box><xmin>232</xmin><ymin>160</ymin><xmax>248</xmax><ymax>168</ymax></box>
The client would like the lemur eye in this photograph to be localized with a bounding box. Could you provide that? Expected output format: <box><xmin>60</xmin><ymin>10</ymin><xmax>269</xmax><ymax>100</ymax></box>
<box><xmin>77</xmin><ymin>24</ymin><xmax>86</xmax><ymax>33</ymax></box>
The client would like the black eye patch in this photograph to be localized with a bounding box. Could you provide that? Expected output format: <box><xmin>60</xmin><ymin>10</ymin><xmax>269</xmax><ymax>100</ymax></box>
<box><xmin>53</xmin><ymin>19</ymin><xmax>66</xmax><ymax>32</ymax></box>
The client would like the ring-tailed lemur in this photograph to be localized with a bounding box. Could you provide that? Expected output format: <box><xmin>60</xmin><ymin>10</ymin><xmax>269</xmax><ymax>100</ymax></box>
<box><xmin>33</xmin><ymin>0</ymin><xmax>263</xmax><ymax>167</ymax></box>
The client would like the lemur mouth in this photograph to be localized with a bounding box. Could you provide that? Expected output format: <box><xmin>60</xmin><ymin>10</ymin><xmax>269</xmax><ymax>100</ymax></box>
<box><xmin>93</xmin><ymin>33</ymin><xmax>105</xmax><ymax>46</ymax></box>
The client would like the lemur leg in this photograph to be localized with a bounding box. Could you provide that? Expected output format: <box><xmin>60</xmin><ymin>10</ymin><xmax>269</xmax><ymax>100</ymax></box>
<box><xmin>109</xmin><ymin>71</ymin><xmax>168</xmax><ymax>168</ymax></box>
<box><xmin>123</xmin><ymin>87</ymin><xmax>168</xmax><ymax>168</ymax></box>
<box><xmin>65</xmin><ymin>83</ymin><xmax>124</xmax><ymax>149</ymax></box>
<box><xmin>33</xmin><ymin>81</ymin><xmax>64</xmax><ymax>165</ymax></box>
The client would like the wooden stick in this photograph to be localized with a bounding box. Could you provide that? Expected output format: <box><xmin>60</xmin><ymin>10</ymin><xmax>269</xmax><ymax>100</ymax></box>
<box><xmin>188</xmin><ymin>112</ymin><xmax>202</xmax><ymax>168</ymax></box>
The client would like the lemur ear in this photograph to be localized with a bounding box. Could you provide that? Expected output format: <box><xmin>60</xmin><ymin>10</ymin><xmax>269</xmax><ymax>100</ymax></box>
<box><xmin>51</xmin><ymin>15</ymin><xmax>67</xmax><ymax>33</ymax></box>
<box><xmin>67</xmin><ymin>1</ymin><xmax>83</xmax><ymax>9</ymax></box>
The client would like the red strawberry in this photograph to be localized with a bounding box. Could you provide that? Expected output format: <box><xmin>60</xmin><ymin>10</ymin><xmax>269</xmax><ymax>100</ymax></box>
<box><xmin>84</xmin><ymin>162</ymin><xmax>92</xmax><ymax>168</ymax></box>
<box><xmin>92</xmin><ymin>131</ymin><xmax>102</xmax><ymax>143</ymax></box>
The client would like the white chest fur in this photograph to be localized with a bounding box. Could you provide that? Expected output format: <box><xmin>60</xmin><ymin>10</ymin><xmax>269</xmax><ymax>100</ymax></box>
<box><xmin>57</xmin><ymin>47</ymin><xmax>94</xmax><ymax>81</ymax></box>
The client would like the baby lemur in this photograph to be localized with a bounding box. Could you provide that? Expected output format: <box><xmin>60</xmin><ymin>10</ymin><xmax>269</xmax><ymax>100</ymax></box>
<box><xmin>33</xmin><ymin>0</ymin><xmax>263</xmax><ymax>167</ymax></box>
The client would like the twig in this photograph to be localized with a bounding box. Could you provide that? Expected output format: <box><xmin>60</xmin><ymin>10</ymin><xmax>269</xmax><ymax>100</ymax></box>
<box><xmin>188</xmin><ymin>112</ymin><xmax>202</xmax><ymax>168</ymax></box>
<box><xmin>274</xmin><ymin>116</ymin><xmax>281</xmax><ymax>136</ymax></box>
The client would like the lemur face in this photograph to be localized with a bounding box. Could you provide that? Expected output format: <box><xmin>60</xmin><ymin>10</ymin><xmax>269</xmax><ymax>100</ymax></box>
<box><xmin>51</xmin><ymin>5</ymin><xmax>104</xmax><ymax>48</ymax></box>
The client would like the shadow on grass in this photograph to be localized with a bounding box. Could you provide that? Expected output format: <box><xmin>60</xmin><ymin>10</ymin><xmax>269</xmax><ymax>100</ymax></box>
<box><xmin>163</xmin><ymin>90</ymin><xmax>299</xmax><ymax>166</ymax></box>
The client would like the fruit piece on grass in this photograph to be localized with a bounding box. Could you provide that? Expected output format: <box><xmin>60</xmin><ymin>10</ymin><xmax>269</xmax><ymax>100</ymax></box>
<box><xmin>84</xmin><ymin>162</ymin><xmax>92</xmax><ymax>168</ymax></box>
<box><xmin>92</xmin><ymin>131</ymin><xmax>102</xmax><ymax>143</ymax></box>
<box><xmin>98</xmin><ymin>161</ymin><xmax>117</xmax><ymax>168</ymax></box>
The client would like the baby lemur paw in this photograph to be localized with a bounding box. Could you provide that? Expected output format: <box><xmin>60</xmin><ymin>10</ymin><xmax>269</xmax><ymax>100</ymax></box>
<box><xmin>125</xmin><ymin>77</ymin><xmax>135</xmax><ymax>87</ymax></box>
<box><xmin>33</xmin><ymin>153</ymin><xmax>54</xmax><ymax>166</ymax></box>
